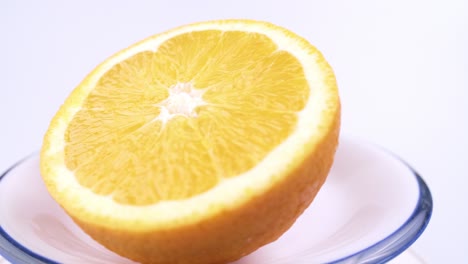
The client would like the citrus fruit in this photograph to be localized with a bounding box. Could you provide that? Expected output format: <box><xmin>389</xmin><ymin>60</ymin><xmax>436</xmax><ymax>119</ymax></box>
<box><xmin>40</xmin><ymin>19</ymin><xmax>340</xmax><ymax>264</ymax></box>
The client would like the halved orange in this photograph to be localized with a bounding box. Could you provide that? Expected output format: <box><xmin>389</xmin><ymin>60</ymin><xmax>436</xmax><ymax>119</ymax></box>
<box><xmin>40</xmin><ymin>19</ymin><xmax>340</xmax><ymax>264</ymax></box>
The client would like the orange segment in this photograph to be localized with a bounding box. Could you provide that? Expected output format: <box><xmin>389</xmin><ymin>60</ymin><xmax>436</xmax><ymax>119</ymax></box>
<box><xmin>195</xmin><ymin>106</ymin><xmax>298</xmax><ymax>178</ymax></box>
<box><xmin>201</xmin><ymin>49</ymin><xmax>309</xmax><ymax>111</ymax></box>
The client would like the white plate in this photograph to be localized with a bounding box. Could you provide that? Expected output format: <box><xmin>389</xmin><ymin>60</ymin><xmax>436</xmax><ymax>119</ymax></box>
<box><xmin>0</xmin><ymin>138</ymin><xmax>432</xmax><ymax>264</ymax></box>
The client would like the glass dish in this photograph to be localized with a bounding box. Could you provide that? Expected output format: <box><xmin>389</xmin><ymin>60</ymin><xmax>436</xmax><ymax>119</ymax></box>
<box><xmin>0</xmin><ymin>137</ymin><xmax>432</xmax><ymax>264</ymax></box>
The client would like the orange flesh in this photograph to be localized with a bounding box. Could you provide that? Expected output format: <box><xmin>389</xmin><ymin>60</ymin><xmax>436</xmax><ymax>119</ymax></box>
<box><xmin>64</xmin><ymin>30</ymin><xmax>309</xmax><ymax>205</ymax></box>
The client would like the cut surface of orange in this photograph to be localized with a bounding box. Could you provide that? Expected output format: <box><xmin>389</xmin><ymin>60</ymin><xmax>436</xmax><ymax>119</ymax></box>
<box><xmin>40</xmin><ymin>20</ymin><xmax>340</xmax><ymax>264</ymax></box>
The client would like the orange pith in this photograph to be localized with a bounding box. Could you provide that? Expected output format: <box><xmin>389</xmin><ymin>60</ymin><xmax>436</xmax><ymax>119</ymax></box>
<box><xmin>64</xmin><ymin>30</ymin><xmax>308</xmax><ymax>205</ymax></box>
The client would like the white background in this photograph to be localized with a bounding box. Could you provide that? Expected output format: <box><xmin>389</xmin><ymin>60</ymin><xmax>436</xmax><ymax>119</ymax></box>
<box><xmin>1</xmin><ymin>0</ymin><xmax>467</xmax><ymax>262</ymax></box>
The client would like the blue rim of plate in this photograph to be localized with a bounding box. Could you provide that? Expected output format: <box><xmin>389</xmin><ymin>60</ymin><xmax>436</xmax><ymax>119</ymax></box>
<box><xmin>0</xmin><ymin>145</ymin><xmax>433</xmax><ymax>264</ymax></box>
